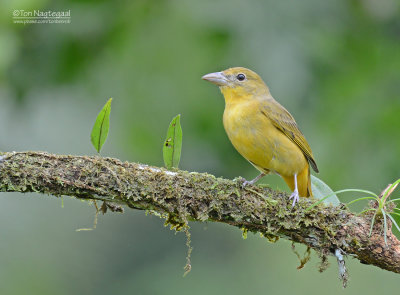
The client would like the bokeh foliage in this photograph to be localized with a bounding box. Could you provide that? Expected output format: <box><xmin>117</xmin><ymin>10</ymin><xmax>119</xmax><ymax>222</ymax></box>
<box><xmin>0</xmin><ymin>0</ymin><xmax>399</xmax><ymax>294</ymax></box>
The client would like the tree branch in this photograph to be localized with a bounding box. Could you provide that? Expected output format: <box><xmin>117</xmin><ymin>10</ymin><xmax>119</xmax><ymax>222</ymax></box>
<box><xmin>0</xmin><ymin>151</ymin><xmax>399</xmax><ymax>275</ymax></box>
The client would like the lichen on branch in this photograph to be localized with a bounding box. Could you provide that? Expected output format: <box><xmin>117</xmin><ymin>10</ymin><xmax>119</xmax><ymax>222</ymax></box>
<box><xmin>0</xmin><ymin>151</ymin><xmax>400</xmax><ymax>275</ymax></box>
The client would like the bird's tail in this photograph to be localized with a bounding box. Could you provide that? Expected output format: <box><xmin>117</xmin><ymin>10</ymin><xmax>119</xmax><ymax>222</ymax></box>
<box><xmin>306</xmin><ymin>165</ymin><xmax>312</xmax><ymax>197</ymax></box>
<box><xmin>282</xmin><ymin>164</ymin><xmax>312</xmax><ymax>198</ymax></box>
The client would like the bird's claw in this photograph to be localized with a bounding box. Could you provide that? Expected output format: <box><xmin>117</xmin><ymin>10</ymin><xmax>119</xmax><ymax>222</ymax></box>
<box><xmin>289</xmin><ymin>190</ymin><xmax>300</xmax><ymax>207</ymax></box>
<box><xmin>235</xmin><ymin>177</ymin><xmax>254</xmax><ymax>188</ymax></box>
<box><xmin>242</xmin><ymin>179</ymin><xmax>254</xmax><ymax>187</ymax></box>
<box><xmin>239</xmin><ymin>173</ymin><xmax>265</xmax><ymax>188</ymax></box>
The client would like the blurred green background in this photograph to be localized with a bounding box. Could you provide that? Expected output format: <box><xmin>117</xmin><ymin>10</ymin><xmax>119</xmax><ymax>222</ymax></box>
<box><xmin>1</xmin><ymin>0</ymin><xmax>400</xmax><ymax>294</ymax></box>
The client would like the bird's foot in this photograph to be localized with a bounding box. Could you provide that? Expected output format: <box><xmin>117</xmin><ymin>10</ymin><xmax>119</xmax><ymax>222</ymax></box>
<box><xmin>242</xmin><ymin>178</ymin><xmax>256</xmax><ymax>187</ymax></box>
<box><xmin>289</xmin><ymin>189</ymin><xmax>300</xmax><ymax>207</ymax></box>
<box><xmin>240</xmin><ymin>173</ymin><xmax>266</xmax><ymax>188</ymax></box>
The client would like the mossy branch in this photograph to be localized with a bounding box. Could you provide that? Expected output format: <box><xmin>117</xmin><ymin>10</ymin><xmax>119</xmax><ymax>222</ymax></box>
<box><xmin>1</xmin><ymin>151</ymin><xmax>400</xmax><ymax>275</ymax></box>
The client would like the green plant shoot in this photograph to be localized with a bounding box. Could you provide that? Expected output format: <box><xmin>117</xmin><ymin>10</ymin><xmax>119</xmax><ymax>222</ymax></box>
<box><xmin>311</xmin><ymin>175</ymin><xmax>340</xmax><ymax>206</ymax></box>
<box><xmin>163</xmin><ymin>114</ymin><xmax>182</xmax><ymax>169</ymax></box>
<box><xmin>91</xmin><ymin>98</ymin><xmax>112</xmax><ymax>153</ymax></box>
<box><xmin>307</xmin><ymin>178</ymin><xmax>400</xmax><ymax>244</ymax></box>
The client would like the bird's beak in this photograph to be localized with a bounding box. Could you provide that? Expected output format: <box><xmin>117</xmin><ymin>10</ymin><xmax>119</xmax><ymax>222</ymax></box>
<box><xmin>202</xmin><ymin>72</ymin><xmax>229</xmax><ymax>86</ymax></box>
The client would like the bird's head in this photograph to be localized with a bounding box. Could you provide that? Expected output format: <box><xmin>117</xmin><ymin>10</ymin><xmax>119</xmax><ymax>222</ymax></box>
<box><xmin>202</xmin><ymin>67</ymin><xmax>270</xmax><ymax>102</ymax></box>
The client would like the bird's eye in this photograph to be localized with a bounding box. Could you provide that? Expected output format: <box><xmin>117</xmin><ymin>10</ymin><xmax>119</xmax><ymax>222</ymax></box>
<box><xmin>237</xmin><ymin>73</ymin><xmax>246</xmax><ymax>81</ymax></box>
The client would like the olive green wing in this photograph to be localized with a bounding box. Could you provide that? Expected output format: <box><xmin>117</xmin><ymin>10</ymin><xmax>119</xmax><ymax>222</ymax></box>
<box><xmin>260</xmin><ymin>98</ymin><xmax>319</xmax><ymax>173</ymax></box>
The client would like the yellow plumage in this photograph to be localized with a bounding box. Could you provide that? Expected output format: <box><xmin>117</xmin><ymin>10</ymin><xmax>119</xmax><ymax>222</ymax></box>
<box><xmin>202</xmin><ymin>67</ymin><xmax>318</xmax><ymax>206</ymax></box>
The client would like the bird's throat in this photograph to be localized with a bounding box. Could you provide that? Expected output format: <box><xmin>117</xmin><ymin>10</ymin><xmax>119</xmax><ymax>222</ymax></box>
<box><xmin>220</xmin><ymin>86</ymin><xmax>252</xmax><ymax>106</ymax></box>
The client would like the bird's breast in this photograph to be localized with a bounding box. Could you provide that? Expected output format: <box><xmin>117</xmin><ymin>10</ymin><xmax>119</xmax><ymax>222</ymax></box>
<box><xmin>223</xmin><ymin>102</ymin><xmax>307</xmax><ymax>176</ymax></box>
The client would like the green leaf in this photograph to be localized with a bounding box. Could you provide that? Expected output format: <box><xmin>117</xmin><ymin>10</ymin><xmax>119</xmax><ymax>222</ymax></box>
<box><xmin>163</xmin><ymin>114</ymin><xmax>182</xmax><ymax>169</ymax></box>
<box><xmin>311</xmin><ymin>175</ymin><xmax>341</xmax><ymax>206</ymax></box>
<box><xmin>90</xmin><ymin>98</ymin><xmax>112</xmax><ymax>153</ymax></box>
<box><xmin>388</xmin><ymin>214</ymin><xmax>400</xmax><ymax>238</ymax></box>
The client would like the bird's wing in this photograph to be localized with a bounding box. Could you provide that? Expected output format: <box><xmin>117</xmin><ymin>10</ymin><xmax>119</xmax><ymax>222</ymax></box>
<box><xmin>260</xmin><ymin>98</ymin><xmax>319</xmax><ymax>173</ymax></box>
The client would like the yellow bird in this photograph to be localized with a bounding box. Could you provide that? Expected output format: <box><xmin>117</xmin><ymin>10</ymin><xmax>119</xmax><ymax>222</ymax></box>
<box><xmin>202</xmin><ymin>67</ymin><xmax>318</xmax><ymax>206</ymax></box>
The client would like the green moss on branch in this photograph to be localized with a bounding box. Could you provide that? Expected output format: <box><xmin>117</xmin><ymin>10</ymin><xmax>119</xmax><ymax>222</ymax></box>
<box><xmin>0</xmin><ymin>151</ymin><xmax>399</xmax><ymax>274</ymax></box>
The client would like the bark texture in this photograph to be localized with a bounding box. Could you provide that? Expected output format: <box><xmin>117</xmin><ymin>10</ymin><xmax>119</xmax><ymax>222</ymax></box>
<box><xmin>0</xmin><ymin>151</ymin><xmax>399</xmax><ymax>274</ymax></box>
